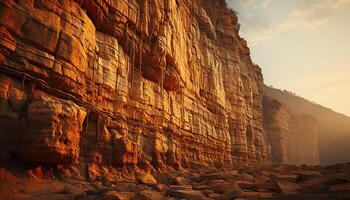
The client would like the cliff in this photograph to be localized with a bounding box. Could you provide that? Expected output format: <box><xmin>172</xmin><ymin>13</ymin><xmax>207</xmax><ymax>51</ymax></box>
<box><xmin>263</xmin><ymin>96</ymin><xmax>320</xmax><ymax>165</ymax></box>
<box><xmin>264</xmin><ymin>85</ymin><xmax>350</xmax><ymax>165</ymax></box>
<box><xmin>287</xmin><ymin>114</ymin><xmax>319</xmax><ymax>165</ymax></box>
<box><xmin>263</xmin><ymin>97</ymin><xmax>289</xmax><ymax>164</ymax></box>
<box><xmin>0</xmin><ymin>0</ymin><xmax>269</xmax><ymax>179</ymax></box>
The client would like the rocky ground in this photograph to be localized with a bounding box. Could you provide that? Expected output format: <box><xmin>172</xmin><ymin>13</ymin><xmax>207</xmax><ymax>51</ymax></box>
<box><xmin>1</xmin><ymin>163</ymin><xmax>350</xmax><ymax>200</ymax></box>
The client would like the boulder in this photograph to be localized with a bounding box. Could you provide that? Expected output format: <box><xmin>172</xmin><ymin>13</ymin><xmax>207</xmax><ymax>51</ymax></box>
<box><xmin>237</xmin><ymin>173</ymin><xmax>256</xmax><ymax>182</ymax></box>
<box><xmin>275</xmin><ymin>174</ymin><xmax>298</xmax><ymax>182</ymax></box>
<box><xmin>133</xmin><ymin>190</ymin><xmax>165</xmax><ymax>200</ymax></box>
<box><xmin>200</xmin><ymin>170</ymin><xmax>238</xmax><ymax>181</ymax></box>
<box><xmin>169</xmin><ymin>185</ymin><xmax>193</xmax><ymax>191</ymax></box>
<box><xmin>152</xmin><ymin>184</ymin><xmax>169</xmax><ymax>192</ymax></box>
<box><xmin>235</xmin><ymin>180</ymin><xmax>256</xmax><ymax>190</ymax></box>
<box><xmin>216</xmin><ymin>190</ymin><xmax>244</xmax><ymax>200</ymax></box>
<box><xmin>275</xmin><ymin>180</ymin><xmax>302</xmax><ymax>194</ymax></box>
<box><xmin>136</xmin><ymin>174</ymin><xmax>157</xmax><ymax>186</ymax></box>
<box><xmin>173</xmin><ymin>176</ymin><xmax>191</xmax><ymax>185</ymax></box>
<box><xmin>166</xmin><ymin>189</ymin><xmax>206</xmax><ymax>200</ymax></box>
<box><xmin>328</xmin><ymin>183</ymin><xmax>350</xmax><ymax>192</ymax></box>
<box><xmin>101</xmin><ymin>191</ymin><xmax>135</xmax><ymax>200</ymax></box>
<box><xmin>296</xmin><ymin>171</ymin><xmax>322</xmax><ymax>181</ymax></box>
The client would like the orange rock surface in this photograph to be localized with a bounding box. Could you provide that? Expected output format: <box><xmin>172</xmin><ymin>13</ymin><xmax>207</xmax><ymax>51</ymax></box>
<box><xmin>0</xmin><ymin>0</ymin><xmax>270</xmax><ymax>179</ymax></box>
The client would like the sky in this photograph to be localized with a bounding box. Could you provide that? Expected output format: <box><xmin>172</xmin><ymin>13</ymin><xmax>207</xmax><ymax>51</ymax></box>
<box><xmin>227</xmin><ymin>0</ymin><xmax>350</xmax><ymax>116</ymax></box>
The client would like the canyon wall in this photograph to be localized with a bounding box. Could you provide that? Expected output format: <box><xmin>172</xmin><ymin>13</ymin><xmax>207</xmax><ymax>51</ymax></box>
<box><xmin>263</xmin><ymin>96</ymin><xmax>320</xmax><ymax>166</ymax></box>
<box><xmin>0</xmin><ymin>0</ymin><xmax>269</xmax><ymax>179</ymax></box>
<box><xmin>263</xmin><ymin>97</ymin><xmax>289</xmax><ymax>164</ymax></box>
<box><xmin>287</xmin><ymin>114</ymin><xmax>319</xmax><ymax>165</ymax></box>
<box><xmin>265</xmin><ymin>85</ymin><xmax>350</xmax><ymax>165</ymax></box>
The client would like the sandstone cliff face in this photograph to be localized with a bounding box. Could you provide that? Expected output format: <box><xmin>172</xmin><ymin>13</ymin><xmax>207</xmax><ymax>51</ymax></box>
<box><xmin>264</xmin><ymin>85</ymin><xmax>350</xmax><ymax>165</ymax></box>
<box><xmin>287</xmin><ymin>114</ymin><xmax>319</xmax><ymax>166</ymax></box>
<box><xmin>263</xmin><ymin>96</ymin><xmax>320</xmax><ymax>166</ymax></box>
<box><xmin>0</xmin><ymin>0</ymin><xmax>268</xmax><ymax>178</ymax></box>
<box><xmin>263</xmin><ymin>97</ymin><xmax>289</xmax><ymax>164</ymax></box>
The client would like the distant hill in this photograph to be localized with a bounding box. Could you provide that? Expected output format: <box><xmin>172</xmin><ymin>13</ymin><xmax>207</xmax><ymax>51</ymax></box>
<box><xmin>264</xmin><ymin>85</ymin><xmax>350</xmax><ymax>165</ymax></box>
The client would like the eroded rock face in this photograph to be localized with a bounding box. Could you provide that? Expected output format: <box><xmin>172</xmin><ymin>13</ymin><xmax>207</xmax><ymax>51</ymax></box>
<box><xmin>0</xmin><ymin>75</ymin><xmax>86</xmax><ymax>164</ymax></box>
<box><xmin>0</xmin><ymin>0</ymin><xmax>268</xmax><ymax>177</ymax></box>
<box><xmin>288</xmin><ymin>114</ymin><xmax>319</xmax><ymax>166</ymax></box>
<box><xmin>263</xmin><ymin>96</ymin><xmax>320</xmax><ymax>165</ymax></box>
<box><xmin>263</xmin><ymin>96</ymin><xmax>289</xmax><ymax>164</ymax></box>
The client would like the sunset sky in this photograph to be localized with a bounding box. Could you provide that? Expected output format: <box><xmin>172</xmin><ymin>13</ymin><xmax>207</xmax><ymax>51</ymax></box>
<box><xmin>228</xmin><ymin>0</ymin><xmax>350</xmax><ymax>116</ymax></box>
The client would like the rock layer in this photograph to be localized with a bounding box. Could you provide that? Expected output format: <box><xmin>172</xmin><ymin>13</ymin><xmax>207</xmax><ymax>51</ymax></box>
<box><xmin>263</xmin><ymin>97</ymin><xmax>289</xmax><ymax>164</ymax></box>
<box><xmin>0</xmin><ymin>0</ymin><xmax>269</xmax><ymax>178</ymax></box>
<box><xmin>263</xmin><ymin>96</ymin><xmax>320</xmax><ymax>165</ymax></box>
<box><xmin>264</xmin><ymin>85</ymin><xmax>350</xmax><ymax>165</ymax></box>
<box><xmin>287</xmin><ymin>114</ymin><xmax>319</xmax><ymax>165</ymax></box>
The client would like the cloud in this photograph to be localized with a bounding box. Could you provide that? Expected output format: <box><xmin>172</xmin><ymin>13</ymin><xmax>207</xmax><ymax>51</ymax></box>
<box><xmin>227</xmin><ymin>0</ymin><xmax>272</xmax><ymax>41</ymax></box>
<box><xmin>232</xmin><ymin>0</ymin><xmax>350</xmax><ymax>45</ymax></box>
<box><xmin>318</xmin><ymin>81</ymin><xmax>350</xmax><ymax>90</ymax></box>
<box><xmin>232</xmin><ymin>0</ymin><xmax>271</xmax><ymax>8</ymax></box>
<box><xmin>289</xmin><ymin>0</ymin><xmax>350</xmax><ymax>28</ymax></box>
<box><xmin>229</xmin><ymin>0</ymin><xmax>270</xmax><ymax>7</ymax></box>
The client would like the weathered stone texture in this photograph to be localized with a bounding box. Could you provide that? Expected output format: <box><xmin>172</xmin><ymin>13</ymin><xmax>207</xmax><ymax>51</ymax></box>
<box><xmin>263</xmin><ymin>96</ymin><xmax>320</xmax><ymax>165</ymax></box>
<box><xmin>287</xmin><ymin>114</ymin><xmax>320</xmax><ymax>165</ymax></box>
<box><xmin>0</xmin><ymin>0</ymin><xmax>269</xmax><ymax>177</ymax></box>
<box><xmin>263</xmin><ymin>96</ymin><xmax>289</xmax><ymax>164</ymax></box>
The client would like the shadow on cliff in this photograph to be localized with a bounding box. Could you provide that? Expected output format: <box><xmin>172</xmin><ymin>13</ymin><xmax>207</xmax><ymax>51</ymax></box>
<box><xmin>264</xmin><ymin>85</ymin><xmax>350</xmax><ymax>165</ymax></box>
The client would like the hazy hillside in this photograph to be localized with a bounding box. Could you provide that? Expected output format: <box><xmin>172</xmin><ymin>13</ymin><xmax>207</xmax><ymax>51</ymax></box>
<box><xmin>264</xmin><ymin>85</ymin><xmax>350</xmax><ymax>165</ymax></box>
